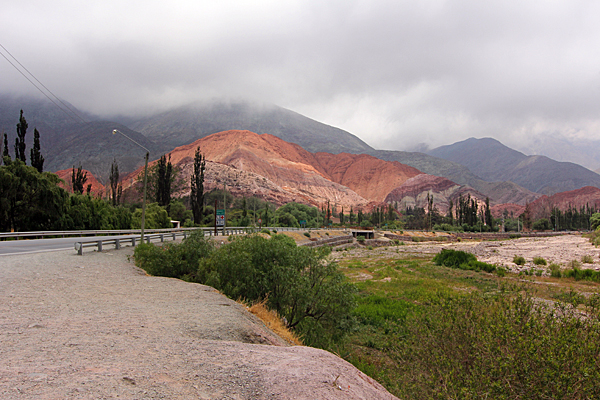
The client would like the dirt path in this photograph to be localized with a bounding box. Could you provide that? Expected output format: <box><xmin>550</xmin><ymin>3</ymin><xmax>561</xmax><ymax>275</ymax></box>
<box><xmin>0</xmin><ymin>247</ymin><xmax>397</xmax><ymax>400</ymax></box>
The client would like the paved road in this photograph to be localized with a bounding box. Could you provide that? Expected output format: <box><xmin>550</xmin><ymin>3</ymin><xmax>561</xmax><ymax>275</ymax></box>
<box><xmin>0</xmin><ymin>235</ymin><xmax>144</xmax><ymax>256</ymax></box>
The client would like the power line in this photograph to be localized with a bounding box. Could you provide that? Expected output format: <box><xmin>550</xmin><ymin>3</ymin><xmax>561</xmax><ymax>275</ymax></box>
<box><xmin>0</xmin><ymin>43</ymin><xmax>88</xmax><ymax>124</ymax></box>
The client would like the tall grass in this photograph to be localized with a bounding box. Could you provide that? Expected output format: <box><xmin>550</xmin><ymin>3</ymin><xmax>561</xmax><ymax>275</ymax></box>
<box><xmin>391</xmin><ymin>291</ymin><xmax>600</xmax><ymax>399</ymax></box>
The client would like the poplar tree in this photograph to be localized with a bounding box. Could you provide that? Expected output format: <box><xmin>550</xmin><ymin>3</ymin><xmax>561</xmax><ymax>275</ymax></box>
<box><xmin>14</xmin><ymin>110</ymin><xmax>27</xmax><ymax>163</ymax></box>
<box><xmin>2</xmin><ymin>133</ymin><xmax>9</xmax><ymax>164</ymax></box>
<box><xmin>72</xmin><ymin>164</ymin><xmax>88</xmax><ymax>194</ymax></box>
<box><xmin>109</xmin><ymin>159</ymin><xmax>122</xmax><ymax>206</ymax></box>
<box><xmin>190</xmin><ymin>147</ymin><xmax>206</xmax><ymax>224</ymax></box>
<box><xmin>156</xmin><ymin>154</ymin><xmax>173</xmax><ymax>212</ymax></box>
<box><xmin>30</xmin><ymin>128</ymin><xmax>44</xmax><ymax>172</ymax></box>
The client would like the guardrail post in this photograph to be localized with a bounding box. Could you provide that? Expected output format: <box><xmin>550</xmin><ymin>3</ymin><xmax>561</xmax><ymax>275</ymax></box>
<box><xmin>160</xmin><ymin>234</ymin><xmax>164</xmax><ymax>243</ymax></box>
<box><xmin>183</xmin><ymin>231</ymin><xmax>187</xmax><ymax>240</ymax></box>
<box><xmin>97</xmin><ymin>240</ymin><xmax>103</xmax><ymax>252</ymax></box>
<box><xmin>115</xmin><ymin>239</ymin><xmax>120</xmax><ymax>250</ymax></box>
<box><xmin>172</xmin><ymin>233</ymin><xmax>176</xmax><ymax>241</ymax></box>
<box><xmin>132</xmin><ymin>237</ymin><xmax>136</xmax><ymax>247</ymax></box>
<box><xmin>75</xmin><ymin>242</ymin><xmax>83</xmax><ymax>255</ymax></box>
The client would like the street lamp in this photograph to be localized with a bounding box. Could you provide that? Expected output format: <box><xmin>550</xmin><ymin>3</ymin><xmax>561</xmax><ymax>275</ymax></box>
<box><xmin>112</xmin><ymin>129</ymin><xmax>150</xmax><ymax>243</ymax></box>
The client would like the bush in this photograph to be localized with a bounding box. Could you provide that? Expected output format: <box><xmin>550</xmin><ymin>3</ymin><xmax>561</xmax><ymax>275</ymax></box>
<box><xmin>133</xmin><ymin>231</ymin><xmax>213</xmax><ymax>278</ymax></box>
<box><xmin>496</xmin><ymin>267</ymin><xmax>507</xmax><ymax>277</ymax></box>
<box><xmin>582</xmin><ymin>254</ymin><xmax>594</xmax><ymax>264</ymax></box>
<box><xmin>434</xmin><ymin>249</ymin><xmax>476</xmax><ymax>268</ymax></box>
<box><xmin>513</xmin><ymin>255</ymin><xmax>526</xmax><ymax>265</ymax></box>
<box><xmin>261</xmin><ymin>228</ymin><xmax>271</xmax><ymax>235</ymax></box>
<box><xmin>196</xmin><ymin>234</ymin><xmax>356</xmax><ymax>346</ymax></box>
<box><xmin>303</xmin><ymin>232</ymin><xmax>311</xmax><ymax>238</ymax></box>
<box><xmin>533</xmin><ymin>256</ymin><xmax>547</xmax><ymax>266</ymax></box>
<box><xmin>357</xmin><ymin>236</ymin><xmax>366</xmax><ymax>243</ymax></box>
<box><xmin>567</xmin><ymin>260</ymin><xmax>581</xmax><ymax>270</ymax></box>
<box><xmin>509</xmin><ymin>233</ymin><xmax>522</xmax><ymax>239</ymax></box>
<box><xmin>564</xmin><ymin>267</ymin><xmax>600</xmax><ymax>283</ymax></box>
<box><xmin>549</xmin><ymin>263</ymin><xmax>562</xmax><ymax>278</ymax></box>
<box><xmin>393</xmin><ymin>291</ymin><xmax>600</xmax><ymax>399</ymax></box>
<box><xmin>433</xmin><ymin>249</ymin><xmax>496</xmax><ymax>273</ymax></box>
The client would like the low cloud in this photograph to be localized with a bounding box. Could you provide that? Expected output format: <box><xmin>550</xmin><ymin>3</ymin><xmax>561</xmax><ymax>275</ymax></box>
<box><xmin>2</xmin><ymin>0</ymin><xmax>600</xmax><ymax>151</ymax></box>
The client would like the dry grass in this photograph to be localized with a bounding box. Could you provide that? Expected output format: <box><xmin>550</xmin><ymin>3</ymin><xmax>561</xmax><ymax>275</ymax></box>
<box><xmin>247</xmin><ymin>298</ymin><xmax>303</xmax><ymax>346</ymax></box>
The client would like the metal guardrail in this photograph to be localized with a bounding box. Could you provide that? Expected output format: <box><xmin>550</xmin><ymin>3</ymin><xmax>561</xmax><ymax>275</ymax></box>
<box><xmin>71</xmin><ymin>226</ymin><xmax>319</xmax><ymax>255</ymax></box>
<box><xmin>0</xmin><ymin>227</ymin><xmax>203</xmax><ymax>240</ymax></box>
<box><xmin>74</xmin><ymin>231</ymin><xmax>193</xmax><ymax>255</ymax></box>
<box><xmin>0</xmin><ymin>225</ymin><xmax>331</xmax><ymax>240</ymax></box>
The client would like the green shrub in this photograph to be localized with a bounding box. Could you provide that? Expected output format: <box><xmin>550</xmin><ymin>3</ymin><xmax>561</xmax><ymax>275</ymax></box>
<box><xmin>133</xmin><ymin>231</ymin><xmax>213</xmax><ymax>278</ymax></box>
<box><xmin>261</xmin><ymin>228</ymin><xmax>271</xmax><ymax>235</ymax></box>
<box><xmin>582</xmin><ymin>254</ymin><xmax>594</xmax><ymax>264</ymax></box>
<box><xmin>304</xmin><ymin>232</ymin><xmax>311</xmax><ymax>238</ymax></box>
<box><xmin>513</xmin><ymin>255</ymin><xmax>526</xmax><ymax>265</ymax></box>
<box><xmin>434</xmin><ymin>249</ymin><xmax>476</xmax><ymax>268</ymax></box>
<box><xmin>509</xmin><ymin>233</ymin><xmax>522</xmax><ymax>239</ymax></box>
<box><xmin>357</xmin><ymin>236</ymin><xmax>366</xmax><ymax>243</ymax></box>
<box><xmin>196</xmin><ymin>234</ymin><xmax>356</xmax><ymax>346</ymax></box>
<box><xmin>496</xmin><ymin>267</ymin><xmax>507</xmax><ymax>277</ymax></box>
<box><xmin>433</xmin><ymin>249</ymin><xmax>495</xmax><ymax>273</ymax></box>
<box><xmin>533</xmin><ymin>256</ymin><xmax>547</xmax><ymax>266</ymax></box>
<box><xmin>549</xmin><ymin>263</ymin><xmax>562</xmax><ymax>278</ymax></box>
<box><xmin>393</xmin><ymin>291</ymin><xmax>600</xmax><ymax>399</ymax></box>
<box><xmin>564</xmin><ymin>267</ymin><xmax>600</xmax><ymax>283</ymax></box>
<box><xmin>567</xmin><ymin>260</ymin><xmax>581</xmax><ymax>270</ymax></box>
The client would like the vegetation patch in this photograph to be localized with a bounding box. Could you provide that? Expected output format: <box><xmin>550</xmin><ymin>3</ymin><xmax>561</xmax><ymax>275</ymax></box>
<box><xmin>433</xmin><ymin>248</ymin><xmax>496</xmax><ymax>273</ymax></box>
<box><xmin>533</xmin><ymin>256</ymin><xmax>547</xmax><ymax>266</ymax></box>
<box><xmin>582</xmin><ymin>254</ymin><xmax>594</xmax><ymax>264</ymax></box>
<box><xmin>513</xmin><ymin>255</ymin><xmax>526</xmax><ymax>265</ymax></box>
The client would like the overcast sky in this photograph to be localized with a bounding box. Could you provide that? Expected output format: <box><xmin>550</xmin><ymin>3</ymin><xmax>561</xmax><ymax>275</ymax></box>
<box><xmin>2</xmin><ymin>0</ymin><xmax>600</xmax><ymax>153</ymax></box>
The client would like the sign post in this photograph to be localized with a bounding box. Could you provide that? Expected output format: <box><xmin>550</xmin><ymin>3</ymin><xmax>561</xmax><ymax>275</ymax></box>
<box><xmin>216</xmin><ymin>209</ymin><xmax>225</xmax><ymax>232</ymax></box>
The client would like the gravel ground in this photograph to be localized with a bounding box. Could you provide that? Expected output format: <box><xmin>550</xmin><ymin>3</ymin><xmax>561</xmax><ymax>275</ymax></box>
<box><xmin>0</xmin><ymin>246</ymin><xmax>397</xmax><ymax>400</ymax></box>
<box><xmin>332</xmin><ymin>233</ymin><xmax>600</xmax><ymax>275</ymax></box>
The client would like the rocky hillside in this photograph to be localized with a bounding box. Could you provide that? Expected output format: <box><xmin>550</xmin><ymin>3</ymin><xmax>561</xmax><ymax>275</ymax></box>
<box><xmin>384</xmin><ymin>174</ymin><xmax>488</xmax><ymax>215</ymax></box>
<box><xmin>123</xmin><ymin>130</ymin><xmax>431</xmax><ymax>209</ymax></box>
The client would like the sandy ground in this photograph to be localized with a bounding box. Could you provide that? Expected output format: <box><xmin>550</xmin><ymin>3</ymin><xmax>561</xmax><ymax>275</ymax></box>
<box><xmin>0</xmin><ymin>247</ymin><xmax>397</xmax><ymax>400</ymax></box>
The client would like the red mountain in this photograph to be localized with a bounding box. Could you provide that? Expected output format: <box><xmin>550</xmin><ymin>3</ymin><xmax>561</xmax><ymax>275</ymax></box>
<box><xmin>526</xmin><ymin>186</ymin><xmax>600</xmax><ymax>221</ymax></box>
<box><xmin>54</xmin><ymin>168</ymin><xmax>105</xmax><ymax>196</ymax></box>
<box><xmin>123</xmin><ymin>130</ymin><xmax>428</xmax><ymax>208</ymax></box>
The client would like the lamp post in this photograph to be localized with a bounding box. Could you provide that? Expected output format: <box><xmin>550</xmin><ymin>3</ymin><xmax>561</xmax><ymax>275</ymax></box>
<box><xmin>112</xmin><ymin>129</ymin><xmax>150</xmax><ymax>243</ymax></box>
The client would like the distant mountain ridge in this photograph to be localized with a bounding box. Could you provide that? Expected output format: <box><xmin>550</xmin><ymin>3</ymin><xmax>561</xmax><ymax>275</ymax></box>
<box><xmin>428</xmin><ymin>137</ymin><xmax>600</xmax><ymax>195</ymax></box>
<box><xmin>129</xmin><ymin>100</ymin><xmax>374</xmax><ymax>155</ymax></box>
